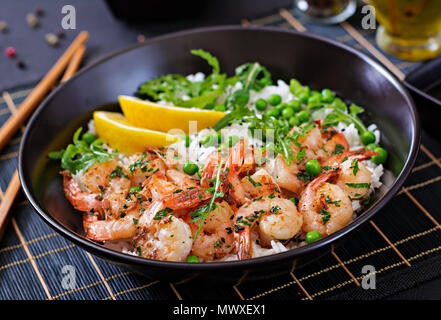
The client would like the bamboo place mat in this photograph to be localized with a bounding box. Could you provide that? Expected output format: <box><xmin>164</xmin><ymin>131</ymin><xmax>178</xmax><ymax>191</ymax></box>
<box><xmin>2</xmin><ymin>6</ymin><xmax>441</xmax><ymax>300</ymax></box>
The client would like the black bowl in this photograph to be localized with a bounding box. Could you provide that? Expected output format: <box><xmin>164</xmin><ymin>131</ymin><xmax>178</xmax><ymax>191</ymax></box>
<box><xmin>19</xmin><ymin>26</ymin><xmax>420</xmax><ymax>283</ymax></box>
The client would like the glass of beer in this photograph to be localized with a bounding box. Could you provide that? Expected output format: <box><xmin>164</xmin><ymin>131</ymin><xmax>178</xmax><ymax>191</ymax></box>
<box><xmin>370</xmin><ymin>0</ymin><xmax>441</xmax><ymax>61</ymax></box>
<box><xmin>294</xmin><ymin>0</ymin><xmax>356</xmax><ymax>24</ymax></box>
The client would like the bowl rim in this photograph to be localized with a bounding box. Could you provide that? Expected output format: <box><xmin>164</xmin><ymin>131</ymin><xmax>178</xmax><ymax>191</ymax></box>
<box><xmin>18</xmin><ymin>25</ymin><xmax>420</xmax><ymax>271</ymax></box>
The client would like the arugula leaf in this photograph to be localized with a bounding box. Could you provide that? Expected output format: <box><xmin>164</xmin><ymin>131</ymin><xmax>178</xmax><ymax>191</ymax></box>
<box><xmin>213</xmin><ymin>62</ymin><xmax>273</xmax><ymax>130</ymax></box>
<box><xmin>48</xmin><ymin>128</ymin><xmax>113</xmax><ymax>174</ymax></box>
<box><xmin>137</xmin><ymin>49</ymin><xmax>226</xmax><ymax>109</ymax></box>
<box><xmin>190</xmin><ymin>49</ymin><xmax>220</xmax><ymax>74</ymax></box>
<box><xmin>324</xmin><ymin>102</ymin><xmax>368</xmax><ymax>134</ymax></box>
<box><xmin>234</xmin><ymin>62</ymin><xmax>272</xmax><ymax>91</ymax></box>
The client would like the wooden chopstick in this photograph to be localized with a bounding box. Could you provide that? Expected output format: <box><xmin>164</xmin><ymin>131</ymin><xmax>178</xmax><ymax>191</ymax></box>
<box><xmin>0</xmin><ymin>31</ymin><xmax>89</xmax><ymax>153</ymax></box>
<box><xmin>0</xmin><ymin>41</ymin><xmax>88</xmax><ymax>241</ymax></box>
<box><xmin>60</xmin><ymin>45</ymin><xmax>86</xmax><ymax>83</ymax></box>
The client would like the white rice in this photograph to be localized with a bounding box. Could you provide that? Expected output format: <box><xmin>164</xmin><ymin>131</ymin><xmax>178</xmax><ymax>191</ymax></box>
<box><xmin>94</xmin><ymin>74</ymin><xmax>384</xmax><ymax>260</ymax></box>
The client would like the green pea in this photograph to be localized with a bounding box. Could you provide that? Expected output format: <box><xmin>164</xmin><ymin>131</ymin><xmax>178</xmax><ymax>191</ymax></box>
<box><xmin>186</xmin><ymin>255</ymin><xmax>200</xmax><ymax>263</ymax></box>
<box><xmin>201</xmin><ymin>134</ymin><xmax>217</xmax><ymax>147</ymax></box>
<box><xmin>296</xmin><ymin>110</ymin><xmax>310</xmax><ymax>123</ymax></box>
<box><xmin>268</xmin><ymin>94</ymin><xmax>282</xmax><ymax>106</ymax></box>
<box><xmin>265</xmin><ymin>108</ymin><xmax>280</xmax><ymax>118</ymax></box>
<box><xmin>282</xmin><ymin>107</ymin><xmax>294</xmax><ymax>119</ymax></box>
<box><xmin>255</xmin><ymin>98</ymin><xmax>268</xmax><ymax>111</ymax></box>
<box><xmin>288</xmin><ymin>99</ymin><xmax>301</xmax><ymax>112</ymax></box>
<box><xmin>276</xmin><ymin>103</ymin><xmax>288</xmax><ymax>112</ymax></box>
<box><xmin>297</xmin><ymin>87</ymin><xmax>310</xmax><ymax>103</ymax></box>
<box><xmin>321</xmin><ymin>89</ymin><xmax>336</xmax><ymax>103</ymax></box>
<box><xmin>82</xmin><ymin>132</ymin><xmax>97</xmax><ymax>144</ymax></box>
<box><xmin>308</xmin><ymin>92</ymin><xmax>321</xmax><ymax>104</ymax></box>
<box><xmin>214</xmin><ymin>104</ymin><xmax>226</xmax><ymax>112</ymax></box>
<box><xmin>371</xmin><ymin>147</ymin><xmax>388</xmax><ymax>165</ymax></box>
<box><xmin>305</xmin><ymin>230</ymin><xmax>322</xmax><ymax>243</ymax></box>
<box><xmin>305</xmin><ymin>159</ymin><xmax>321</xmax><ymax>176</ymax></box>
<box><xmin>183</xmin><ymin>161</ymin><xmax>199</xmax><ymax>175</ymax></box>
<box><xmin>361</xmin><ymin>131</ymin><xmax>376</xmax><ymax>145</ymax></box>
<box><xmin>289</xmin><ymin>116</ymin><xmax>300</xmax><ymax>127</ymax></box>
<box><xmin>366</xmin><ymin>143</ymin><xmax>378</xmax><ymax>151</ymax></box>
<box><xmin>228</xmin><ymin>135</ymin><xmax>240</xmax><ymax>147</ymax></box>
<box><xmin>197</xmin><ymin>166</ymin><xmax>202</xmax><ymax>179</ymax></box>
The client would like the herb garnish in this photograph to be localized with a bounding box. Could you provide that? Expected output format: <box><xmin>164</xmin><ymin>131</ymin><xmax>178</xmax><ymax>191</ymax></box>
<box><xmin>153</xmin><ymin>207</ymin><xmax>173</xmax><ymax>220</ymax></box>
<box><xmin>350</xmin><ymin>159</ymin><xmax>359</xmax><ymax>176</ymax></box>
<box><xmin>319</xmin><ymin>208</ymin><xmax>331</xmax><ymax>225</ymax></box>
<box><xmin>345</xmin><ymin>183</ymin><xmax>370</xmax><ymax>188</ymax></box>
<box><xmin>48</xmin><ymin>127</ymin><xmax>113</xmax><ymax>174</ymax></box>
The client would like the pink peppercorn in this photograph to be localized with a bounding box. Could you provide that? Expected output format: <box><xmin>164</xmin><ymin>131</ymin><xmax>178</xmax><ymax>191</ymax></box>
<box><xmin>5</xmin><ymin>46</ymin><xmax>16</xmax><ymax>58</ymax></box>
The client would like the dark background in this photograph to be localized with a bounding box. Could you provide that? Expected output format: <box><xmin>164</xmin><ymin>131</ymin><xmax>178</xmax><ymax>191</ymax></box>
<box><xmin>1</xmin><ymin>0</ymin><xmax>441</xmax><ymax>300</ymax></box>
<box><xmin>0</xmin><ymin>0</ymin><xmax>292</xmax><ymax>91</ymax></box>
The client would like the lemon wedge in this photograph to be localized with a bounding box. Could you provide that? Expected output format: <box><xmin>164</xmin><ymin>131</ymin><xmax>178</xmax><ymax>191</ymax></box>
<box><xmin>118</xmin><ymin>95</ymin><xmax>226</xmax><ymax>134</ymax></box>
<box><xmin>93</xmin><ymin>111</ymin><xmax>180</xmax><ymax>153</ymax></box>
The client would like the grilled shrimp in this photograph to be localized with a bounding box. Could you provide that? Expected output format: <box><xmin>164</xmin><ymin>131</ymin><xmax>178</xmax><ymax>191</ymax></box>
<box><xmin>235</xmin><ymin>197</ymin><xmax>302</xmax><ymax>260</ymax></box>
<box><xmin>299</xmin><ymin>170</ymin><xmax>353</xmax><ymax>236</ymax></box>
<box><xmin>166</xmin><ymin>169</ymin><xmax>197</xmax><ymax>189</ymax></box>
<box><xmin>264</xmin><ymin>154</ymin><xmax>304</xmax><ymax>195</ymax></box>
<box><xmin>76</xmin><ymin>160</ymin><xmax>132</xmax><ymax>217</ymax></box>
<box><xmin>264</xmin><ymin>122</ymin><xmax>349</xmax><ymax>195</ymax></box>
<box><xmin>62</xmin><ymin>171</ymin><xmax>103</xmax><ymax>213</ymax></box>
<box><xmin>125</xmin><ymin>152</ymin><xmax>166</xmax><ymax>187</ymax></box>
<box><xmin>84</xmin><ymin>208</ymin><xmax>140</xmax><ymax>241</ymax></box>
<box><xmin>289</xmin><ymin>121</ymin><xmax>349</xmax><ymax>164</ymax></box>
<box><xmin>135</xmin><ymin>215</ymin><xmax>193</xmax><ymax>262</ymax></box>
<box><xmin>241</xmin><ymin>168</ymin><xmax>281</xmax><ymax>199</ymax></box>
<box><xmin>323</xmin><ymin>150</ymin><xmax>378</xmax><ymax>199</ymax></box>
<box><xmin>189</xmin><ymin>201</ymin><xmax>235</xmax><ymax>260</ymax></box>
<box><xmin>145</xmin><ymin>146</ymin><xmax>180</xmax><ymax>169</ymax></box>
<box><xmin>201</xmin><ymin>140</ymin><xmax>256</xmax><ymax>205</ymax></box>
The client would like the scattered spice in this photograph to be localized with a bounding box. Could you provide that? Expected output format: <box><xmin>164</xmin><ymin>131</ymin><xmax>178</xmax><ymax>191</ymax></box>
<box><xmin>26</xmin><ymin>13</ymin><xmax>39</xmax><ymax>28</ymax></box>
<box><xmin>5</xmin><ymin>47</ymin><xmax>16</xmax><ymax>58</ymax></box>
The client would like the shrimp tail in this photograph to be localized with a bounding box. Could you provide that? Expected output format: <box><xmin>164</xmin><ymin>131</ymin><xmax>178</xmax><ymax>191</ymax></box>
<box><xmin>236</xmin><ymin>230</ymin><xmax>252</xmax><ymax>260</ymax></box>
<box><xmin>62</xmin><ymin>170</ymin><xmax>102</xmax><ymax>212</ymax></box>
<box><xmin>307</xmin><ymin>168</ymin><xmax>340</xmax><ymax>193</ymax></box>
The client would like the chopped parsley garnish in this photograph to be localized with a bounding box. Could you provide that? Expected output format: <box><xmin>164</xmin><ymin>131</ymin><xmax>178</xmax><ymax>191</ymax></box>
<box><xmin>270</xmin><ymin>206</ymin><xmax>281</xmax><ymax>214</ymax></box>
<box><xmin>325</xmin><ymin>195</ymin><xmax>341</xmax><ymax>207</ymax></box>
<box><xmin>247</xmin><ymin>176</ymin><xmax>262</xmax><ymax>187</ymax></box>
<box><xmin>297</xmin><ymin>170</ymin><xmax>313</xmax><ymax>182</ymax></box>
<box><xmin>110</xmin><ymin>166</ymin><xmax>129</xmax><ymax>179</ymax></box>
<box><xmin>214</xmin><ymin>240</ymin><xmax>223</xmax><ymax>248</ymax></box>
<box><xmin>319</xmin><ymin>208</ymin><xmax>331</xmax><ymax>225</ymax></box>
<box><xmin>350</xmin><ymin>159</ymin><xmax>359</xmax><ymax>176</ymax></box>
<box><xmin>153</xmin><ymin>207</ymin><xmax>173</xmax><ymax>220</ymax></box>
<box><xmin>345</xmin><ymin>183</ymin><xmax>370</xmax><ymax>188</ymax></box>
<box><xmin>332</xmin><ymin>144</ymin><xmax>345</xmax><ymax>155</ymax></box>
